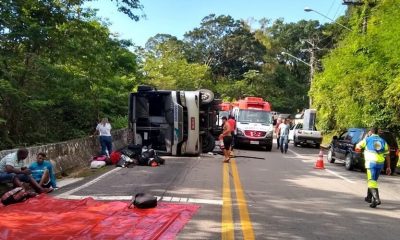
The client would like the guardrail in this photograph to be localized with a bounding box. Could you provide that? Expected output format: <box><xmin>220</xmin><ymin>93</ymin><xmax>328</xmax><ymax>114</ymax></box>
<box><xmin>0</xmin><ymin>129</ymin><xmax>129</xmax><ymax>176</ymax></box>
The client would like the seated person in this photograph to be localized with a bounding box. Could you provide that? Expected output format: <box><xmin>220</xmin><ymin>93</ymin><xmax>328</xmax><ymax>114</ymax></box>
<box><xmin>29</xmin><ymin>153</ymin><xmax>57</xmax><ymax>189</ymax></box>
<box><xmin>0</xmin><ymin>148</ymin><xmax>52</xmax><ymax>193</ymax></box>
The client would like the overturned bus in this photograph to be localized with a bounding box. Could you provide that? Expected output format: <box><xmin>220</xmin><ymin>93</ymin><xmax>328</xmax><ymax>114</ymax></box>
<box><xmin>128</xmin><ymin>86</ymin><xmax>221</xmax><ymax>156</ymax></box>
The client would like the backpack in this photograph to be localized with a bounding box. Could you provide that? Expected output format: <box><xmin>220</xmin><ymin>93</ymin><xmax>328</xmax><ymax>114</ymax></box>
<box><xmin>1</xmin><ymin>187</ymin><xmax>37</xmax><ymax>205</ymax></box>
<box><xmin>129</xmin><ymin>193</ymin><xmax>157</xmax><ymax>209</ymax></box>
<box><xmin>366</xmin><ymin>135</ymin><xmax>386</xmax><ymax>153</ymax></box>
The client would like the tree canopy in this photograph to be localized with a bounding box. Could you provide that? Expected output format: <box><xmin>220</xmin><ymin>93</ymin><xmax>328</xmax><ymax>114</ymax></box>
<box><xmin>311</xmin><ymin>0</ymin><xmax>400</xmax><ymax>133</ymax></box>
<box><xmin>0</xmin><ymin>0</ymin><xmax>141</xmax><ymax>149</ymax></box>
<box><xmin>2</xmin><ymin>0</ymin><xmax>399</xmax><ymax>150</ymax></box>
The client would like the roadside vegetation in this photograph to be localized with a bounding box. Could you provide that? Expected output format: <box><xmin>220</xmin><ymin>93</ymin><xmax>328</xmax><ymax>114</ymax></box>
<box><xmin>1</xmin><ymin>0</ymin><xmax>398</xmax><ymax>150</ymax></box>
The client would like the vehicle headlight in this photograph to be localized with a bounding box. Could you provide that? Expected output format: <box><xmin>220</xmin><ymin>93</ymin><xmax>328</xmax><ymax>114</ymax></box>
<box><xmin>237</xmin><ymin>129</ymin><xmax>244</xmax><ymax>136</ymax></box>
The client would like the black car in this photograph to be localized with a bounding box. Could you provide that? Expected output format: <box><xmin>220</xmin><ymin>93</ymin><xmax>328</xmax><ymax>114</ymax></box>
<box><xmin>327</xmin><ymin>128</ymin><xmax>399</xmax><ymax>173</ymax></box>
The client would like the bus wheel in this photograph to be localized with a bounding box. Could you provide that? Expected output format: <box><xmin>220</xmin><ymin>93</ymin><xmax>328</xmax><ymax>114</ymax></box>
<box><xmin>202</xmin><ymin>133</ymin><xmax>216</xmax><ymax>153</ymax></box>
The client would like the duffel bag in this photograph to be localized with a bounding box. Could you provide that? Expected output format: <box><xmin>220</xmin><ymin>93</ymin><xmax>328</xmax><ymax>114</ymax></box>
<box><xmin>110</xmin><ymin>151</ymin><xmax>122</xmax><ymax>165</ymax></box>
<box><xmin>1</xmin><ymin>187</ymin><xmax>37</xmax><ymax>205</ymax></box>
<box><xmin>127</xmin><ymin>144</ymin><xmax>142</xmax><ymax>156</ymax></box>
<box><xmin>90</xmin><ymin>160</ymin><xmax>106</xmax><ymax>169</ymax></box>
<box><xmin>129</xmin><ymin>193</ymin><xmax>157</xmax><ymax>209</ymax></box>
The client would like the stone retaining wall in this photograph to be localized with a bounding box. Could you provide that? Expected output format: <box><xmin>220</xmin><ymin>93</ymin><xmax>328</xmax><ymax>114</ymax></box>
<box><xmin>0</xmin><ymin>129</ymin><xmax>129</xmax><ymax>176</ymax></box>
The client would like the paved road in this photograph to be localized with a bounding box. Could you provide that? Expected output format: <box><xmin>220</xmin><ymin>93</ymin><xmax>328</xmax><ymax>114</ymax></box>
<box><xmin>55</xmin><ymin>143</ymin><xmax>400</xmax><ymax>239</ymax></box>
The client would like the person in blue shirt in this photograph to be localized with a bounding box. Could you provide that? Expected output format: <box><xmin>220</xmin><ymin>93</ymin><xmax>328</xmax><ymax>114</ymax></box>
<box><xmin>29</xmin><ymin>152</ymin><xmax>57</xmax><ymax>189</ymax></box>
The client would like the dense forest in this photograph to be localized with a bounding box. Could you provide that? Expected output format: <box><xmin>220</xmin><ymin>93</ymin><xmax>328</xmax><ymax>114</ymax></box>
<box><xmin>1</xmin><ymin>0</ymin><xmax>398</xmax><ymax>150</ymax></box>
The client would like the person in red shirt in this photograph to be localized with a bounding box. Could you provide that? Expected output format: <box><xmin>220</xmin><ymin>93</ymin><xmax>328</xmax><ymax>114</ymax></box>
<box><xmin>227</xmin><ymin>116</ymin><xmax>236</xmax><ymax>152</ymax></box>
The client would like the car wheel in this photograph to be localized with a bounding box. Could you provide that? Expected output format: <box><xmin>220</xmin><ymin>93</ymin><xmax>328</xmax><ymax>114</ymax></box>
<box><xmin>294</xmin><ymin>138</ymin><xmax>299</xmax><ymax>147</ymax></box>
<box><xmin>327</xmin><ymin>148</ymin><xmax>335</xmax><ymax>163</ymax></box>
<box><xmin>201</xmin><ymin>133</ymin><xmax>216</xmax><ymax>153</ymax></box>
<box><xmin>265</xmin><ymin>143</ymin><xmax>272</xmax><ymax>152</ymax></box>
<box><xmin>345</xmin><ymin>154</ymin><xmax>354</xmax><ymax>171</ymax></box>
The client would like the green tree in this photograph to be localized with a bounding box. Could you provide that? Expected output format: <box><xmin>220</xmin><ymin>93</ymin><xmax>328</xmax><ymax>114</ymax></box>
<box><xmin>142</xmin><ymin>36</ymin><xmax>211</xmax><ymax>90</ymax></box>
<box><xmin>311</xmin><ymin>0</ymin><xmax>400</xmax><ymax>132</ymax></box>
<box><xmin>0</xmin><ymin>0</ymin><xmax>140</xmax><ymax>149</ymax></box>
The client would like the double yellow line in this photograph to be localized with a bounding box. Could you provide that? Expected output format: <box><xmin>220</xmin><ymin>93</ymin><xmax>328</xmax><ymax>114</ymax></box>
<box><xmin>222</xmin><ymin>158</ymin><xmax>255</xmax><ymax>240</ymax></box>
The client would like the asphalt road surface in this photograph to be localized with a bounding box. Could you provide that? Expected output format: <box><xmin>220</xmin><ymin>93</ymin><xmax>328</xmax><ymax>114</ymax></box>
<box><xmin>55</xmin><ymin>143</ymin><xmax>400</xmax><ymax>239</ymax></box>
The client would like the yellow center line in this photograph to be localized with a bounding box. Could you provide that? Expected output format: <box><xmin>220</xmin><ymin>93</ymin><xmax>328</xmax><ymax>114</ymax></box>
<box><xmin>222</xmin><ymin>162</ymin><xmax>234</xmax><ymax>239</ymax></box>
<box><xmin>231</xmin><ymin>158</ymin><xmax>255</xmax><ymax>240</ymax></box>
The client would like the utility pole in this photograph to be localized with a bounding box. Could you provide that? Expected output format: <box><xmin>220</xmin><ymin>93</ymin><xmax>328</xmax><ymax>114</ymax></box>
<box><xmin>301</xmin><ymin>38</ymin><xmax>319</xmax><ymax>108</ymax></box>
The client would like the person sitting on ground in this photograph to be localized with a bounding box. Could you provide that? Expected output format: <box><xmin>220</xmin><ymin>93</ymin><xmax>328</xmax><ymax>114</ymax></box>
<box><xmin>0</xmin><ymin>148</ymin><xmax>52</xmax><ymax>193</ymax></box>
<box><xmin>29</xmin><ymin>153</ymin><xmax>57</xmax><ymax>189</ymax></box>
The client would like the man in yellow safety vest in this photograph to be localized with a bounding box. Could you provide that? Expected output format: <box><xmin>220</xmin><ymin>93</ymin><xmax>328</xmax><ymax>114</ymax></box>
<box><xmin>355</xmin><ymin>127</ymin><xmax>391</xmax><ymax>208</ymax></box>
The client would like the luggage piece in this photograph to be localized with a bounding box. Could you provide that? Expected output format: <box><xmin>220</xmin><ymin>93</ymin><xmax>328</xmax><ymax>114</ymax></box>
<box><xmin>154</xmin><ymin>155</ymin><xmax>165</xmax><ymax>165</ymax></box>
<box><xmin>92</xmin><ymin>155</ymin><xmax>107</xmax><ymax>161</ymax></box>
<box><xmin>90</xmin><ymin>160</ymin><xmax>106</xmax><ymax>169</ymax></box>
<box><xmin>129</xmin><ymin>193</ymin><xmax>157</xmax><ymax>209</ymax></box>
<box><xmin>110</xmin><ymin>151</ymin><xmax>122</xmax><ymax>165</ymax></box>
<box><xmin>116</xmin><ymin>157</ymin><xmax>126</xmax><ymax>168</ymax></box>
<box><xmin>127</xmin><ymin>144</ymin><xmax>143</xmax><ymax>156</ymax></box>
<box><xmin>1</xmin><ymin>187</ymin><xmax>37</xmax><ymax>205</ymax></box>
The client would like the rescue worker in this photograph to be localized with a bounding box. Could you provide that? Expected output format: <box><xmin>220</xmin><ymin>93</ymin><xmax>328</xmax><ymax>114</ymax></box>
<box><xmin>355</xmin><ymin>127</ymin><xmax>391</xmax><ymax>208</ymax></box>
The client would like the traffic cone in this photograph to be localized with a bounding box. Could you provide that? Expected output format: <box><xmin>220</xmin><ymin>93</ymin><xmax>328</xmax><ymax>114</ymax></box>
<box><xmin>314</xmin><ymin>149</ymin><xmax>325</xmax><ymax>169</ymax></box>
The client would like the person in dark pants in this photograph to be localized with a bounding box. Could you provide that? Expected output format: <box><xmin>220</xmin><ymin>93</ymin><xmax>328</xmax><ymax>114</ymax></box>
<box><xmin>227</xmin><ymin>115</ymin><xmax>236</xmax><ymax>155</ymax></box>
<box><xmin>94</xmin><ymin>118</ymin><xmax>112</xmax><ymax>156</ymax></box>
<box><xmin>0</xmin><ymin>149</ymin><xmax>52</xmax><ymax>193</ymax></box>
<box><xmin>29</xmin><ymin>152</ymin><xmax>57</xmax><ymax>189</ymax></box>
<box><xmin>278</xmin><ymin>119</ymin><xmax>290</xmax><ymax>154</ymax></box>
<box><xmin>220</xmin><ymin>117</ymin><xmax>232</xmax><ymax>163</ymax></box>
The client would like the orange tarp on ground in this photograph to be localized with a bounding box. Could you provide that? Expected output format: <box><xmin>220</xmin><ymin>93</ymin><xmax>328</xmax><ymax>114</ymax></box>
<box><xmin>0</xmin><ymin>195</ymin><xmax>199</xmax><ymax>240</ymax></box>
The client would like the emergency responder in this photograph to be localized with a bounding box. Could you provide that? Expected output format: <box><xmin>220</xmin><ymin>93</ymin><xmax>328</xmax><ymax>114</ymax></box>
<box><xmin>355</xmin><ymin>127</ymin><xmax>391</xmax><ymax>208</ymax></box>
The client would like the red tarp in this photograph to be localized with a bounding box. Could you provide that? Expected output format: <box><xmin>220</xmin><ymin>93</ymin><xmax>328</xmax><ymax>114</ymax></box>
<box><xmin>0</xmin><ymin>195</ymin><xmax>199</xmax><ymax>240</ymax></box>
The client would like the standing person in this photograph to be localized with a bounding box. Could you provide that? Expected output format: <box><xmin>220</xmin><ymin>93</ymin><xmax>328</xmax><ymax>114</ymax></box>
<box><xmin>220</xmin><ymin>117</ymin><xmax>232</xmax><ymax>163</ymax></box>
<box><xmin>227</xmin><ymin>115</ymin><xmax>236</xmax><ymax>154</ymax></box>
<box><xmin>356</xmin><ymin>127</ymin><xmax>391</xmax><ymax>208</ymax></box>
<box><xmin>278</xmin><ymin>119</ymin><xmax>290</xmax><ymax>154</ymax></box>
<box><xmin>29</xmin><ymin>153</ymin><xmax>57</xmax><ymax>189</ymax></box>
<box><xmin>0</xmin><ymin>149</ymin><xmax>52</xmax><ymax>193</ymax></box>
<box><xmin>94</xmin><ymin>118</ymin><xmax>112</xmax><ymax>157</ymax></box>
<box><xmin>275</xmin><ymin>118</ymin><xmax>282</xmax><ymax>149</ymax></box>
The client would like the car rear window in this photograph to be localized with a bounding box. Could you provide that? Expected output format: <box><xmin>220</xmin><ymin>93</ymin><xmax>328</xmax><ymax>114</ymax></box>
<box><xmin>380</xmin><ymin>132</ymin><xmax>398</xmax><ymax>148</ymax></box>
<box><xmin>348</xmin><ymin>129</ymin><xmax>365</xmax><ymax>144</ymax></box>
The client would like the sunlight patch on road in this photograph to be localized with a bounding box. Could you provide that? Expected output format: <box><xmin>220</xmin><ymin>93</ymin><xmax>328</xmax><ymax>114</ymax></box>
<box><xmin>288</xmin><ymin>148</ymin><xmax>356</xmax><ymax>184</ymax></box>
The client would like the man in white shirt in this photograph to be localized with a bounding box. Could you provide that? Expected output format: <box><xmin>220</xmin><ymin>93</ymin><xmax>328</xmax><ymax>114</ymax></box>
<box><xmin>278</xmin><ymin>119</ymin><xmax>290</xmax><ymax>154</ymax></box>
<box><xmin>0</xmin><ymin>148</ymin><xmax>52</xmax><ymax>193</ymax></box>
